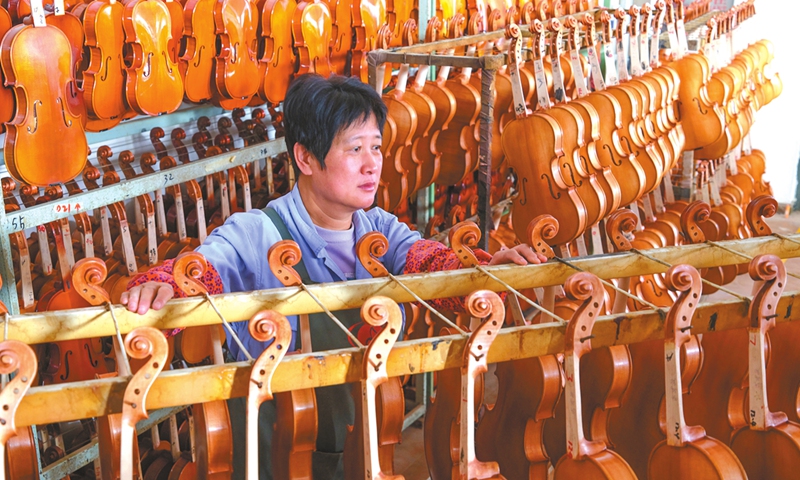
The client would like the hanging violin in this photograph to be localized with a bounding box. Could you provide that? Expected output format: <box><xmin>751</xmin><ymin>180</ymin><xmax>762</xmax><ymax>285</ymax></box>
<box><xmin>212</xmin><ymin>0</ymin><xmax>260</xmax><ymax>109</ymax></box>
<box><xmin>2</xmin><ymin>0</ymin><xmax>88</xmax><ymax>187</ymax></box>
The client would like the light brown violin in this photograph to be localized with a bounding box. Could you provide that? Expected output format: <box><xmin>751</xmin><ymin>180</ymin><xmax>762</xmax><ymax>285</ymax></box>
<box><xmin>212</xmin><ymin>0</ymin><xmax>260</xmax><ymax>108</ymax></box>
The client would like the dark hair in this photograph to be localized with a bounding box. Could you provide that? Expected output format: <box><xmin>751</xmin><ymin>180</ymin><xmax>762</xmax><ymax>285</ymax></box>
<box><xmin>283</xmin><ymin>74</ymin><xmax>387</xmax><ymax>173</ymax></box>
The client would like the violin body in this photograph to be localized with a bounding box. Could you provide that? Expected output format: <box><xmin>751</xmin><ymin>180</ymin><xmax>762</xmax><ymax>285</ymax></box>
<box><xmin>6</xmin><ymin>426</ymin><xmax>38</xmax><ymax>479</ymax></box>
<box><xmin>0</xmin><ymin>6</ymin><xmax>12</xmax><ymax>134</ymax></box>
<box><xmin>212</xmin><ymin>0</ymin><xmax>260</xmax><ymax>108</ymax></box>
<box><xmin>180</xmin><ymin>0</ymin><xmax>217</xmax><ymax>103</ymax></box>
<box><xmin>122</xmin><ymin>0</ymin><xmax>184</xmax><ymax>115</ymax></box>
<box><xmin>258</xmin><ymin>0</ymin><xmax>297</xmax><ymax>104</ymax></box>
<box><xmin>293</xmin><ymin>0</ymin><xmax>333</xmax><ymax>78</ymax></box>
<box><xmin>2</xmin><ymin>22</ymin><xmax>87</xmax><ymax>186</ymax></box>
<box><xmin>730</xmin><ymin>427</ymin><xmax>800</xmax><ymax>480</ymax></box>
<box><xmin>272</xmin><ymin>388</ymin><xmax>317</xmax><ymax>479</ymax></box>
<box><xmin>83</xmin><ymin>0</ymin><xmax>127</xmax><ymax>124</ymax></box>
<box><xmin>193</xmin><ymin>401</ymin><xmax>234</xmax><ymax>478</ymax></box>
<box><xmin>648</xmin><ymin>436</ymin><xmax>748</xmax><ymax>479</ymax></box>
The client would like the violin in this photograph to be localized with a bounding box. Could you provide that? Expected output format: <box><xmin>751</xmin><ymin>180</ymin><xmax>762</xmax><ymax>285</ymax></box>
<box><xmin>0</xmin><ymin>337</ymin><xmax>38</xmax><ymax>479</ymax></box>
<box><xmin>257</xmin><ymin>0</ymin><xmax>297</xmax><ymax>104</ymax></box>
<box><xmin>727</xmin><ymin>254</ymin><xmax>800</xmax><ymax>479</ymax></box>
<box><xmin>328</xmin><ymin>0</ymin><xmax>354</xmax><ymax>75</ymax></box>
<box><xmin>0</xmin><ymin>6</ymin><xmax>13</xmax><ymax>134</ymax></box>
<box><xmin>172</xmin><ymin>253</ymin><xmax>234</xmax><ymax>478</ymax></box>
<box><xmin>648</xmin><ymin>264</ymin><xmax>747</xmax><ymax>480</ymax></box>
<box><xmin>1</xmin><ymin>0</ymin><xmax>88</xmax><ymax>187</ymax></box>
<box><xmin>345</xmin><ymin>295</ymin><xmax>405</xmax><ymax>480</ymax></box>
<box><xmin>344</xmin><ymin>232</ymin><xmax>408</xmax><ymax>477</ymax></box>
<box><xmin>122</xmin><ymin>0</ymin><xmax>184</xmax><ymax>115</ymax></box>
<box><xmin>351</xmin><ymin>0</ymin><xmax>389</xmax><ymax>83</ymax></box>
<box><xmin>293</xmin><ymin>0</ymin><xmax>334</xmax><ymax>78</ymax></box>
<box><xmin>552</xmin><ymin>272</ymin><xmax>637</xmax><ymax>479</ymax></box>
<box><xmin>502</xmin><ymin>21</ymin><xmax>587</xmax><ymax>247</ymax></box>
<box><xmin>267</xmin><ymin>241</ymin><xmax>318</xmax><ymax>480</ymax></box>
<box><xmin>212</xmin><ymin>0</ymin><xmax>260</xmax><ymax>109</ymax></box>
<box><xmin>179</xmin><ymin>0</ymin><xmax>216</xmax><ymax>103</ymax></box>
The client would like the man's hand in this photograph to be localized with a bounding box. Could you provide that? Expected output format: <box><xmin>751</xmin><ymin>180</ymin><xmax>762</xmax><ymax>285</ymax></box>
<box><xmin>121</xmin><ymin>281</ymin><xmax>174</xmax><ymax>315</ymax></box>
<box><xmin>488</xmin><ymin>244</ymin><xmax>547</xmax><ymax>266</ymax></box>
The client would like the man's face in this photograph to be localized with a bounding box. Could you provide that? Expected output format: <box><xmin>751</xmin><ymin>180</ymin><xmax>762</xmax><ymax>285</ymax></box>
<box><xmin>303</xmin><ymin>115</ymin><xmax>383</xmax><ymax>215</ymax></box>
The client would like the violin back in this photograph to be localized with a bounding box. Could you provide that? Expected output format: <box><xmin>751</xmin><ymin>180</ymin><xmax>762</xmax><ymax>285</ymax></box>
<box><xmin>293</xmin><ymin>0</ymin><xmax>333</xmax><ymax>77</ymax></box>
<box><xmin>180</xmin><ymin>0</ymin><xmax>217</xmax><ymax>103</ymax></box>
<box><xmin>2</xmin><ymin>22</ymin><xmax>88</xmax><ymax>186</ymax></box>
<box><xmin>213</xmin><ymin>0</ymin><xmax>260</xmax><ymax>105</ymax></box>
<box><xmin>123</xmin><ymin>0</ymin><xmax>184</xmax><ymax>115</ymax></box>
<box><xmin>0</xmin><ymin>7</ymin><xmax>13</xmax><ymax>134</ymax></box>
<box><xmin>83</xmin><ymin>0</ymin><xmax>128</xmax><ymax>122</ymax></box>
<box><xmin>648</xmin><ymin>436</ymin><xmax>747</xmax><ymax>480</ymax></box>
<box><xmin>258</xmin><ymin>0</ymin><xmax>297</xmax><ymax>104</ymax></box>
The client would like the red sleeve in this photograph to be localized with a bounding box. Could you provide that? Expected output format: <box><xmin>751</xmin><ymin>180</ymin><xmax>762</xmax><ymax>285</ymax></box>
<box><xmin>126</xmin><ymin>259</ymin><xmax>224</xmax><ymax>337</ymax></box>
<box><xmin>403</xmin><ymin>239</ymin><xmax>497</xmax><ymax>312</ymax></box>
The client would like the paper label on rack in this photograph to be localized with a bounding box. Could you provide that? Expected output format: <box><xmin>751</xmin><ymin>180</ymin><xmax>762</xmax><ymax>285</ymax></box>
<box><xmin>616</xmin><ymin>39</ymin><xmax>629</xmax><ymax>82</ymax></box>
<box><xmin>146</xmin><ymin>214</ymin><xmax>157</xmax><ymax>266</ymax></box>
<box><xmin>709</xmin><ymin>173</ymin><xmax>722</xmax><ymax>206</ymax></box>
<box><xmin>663</xmin><ymin>174</ymin><xmax>676</xmax><ymax>204</ymax></box>
<box><xmin>642</xmin><ymin>193</ymin><xmax>655</xmax><ymax>220</ymax></box>
<box><xmin>650</xmin><ymin>31</ymin><xmax>659</xmax><ymax>67</ymax></box>
<box><xmin>100</xmin><ymin>208</ymin><xmax>112</xmax><ymax>256</ymax></box>
<box><xmin>639</xmin><ymin>32</ymin><xmax>649</xmax><ymax>72</ymax></box>
<box><xmin>120</xmin><ymin>222</ymin><xmax>138</xmax><ymax>275</ymax></box>
<box><xmin>628</xmin><ymin>202</ymin><xmax>643</xmax><ymax>230</ymax></box>
<box><xmin>629</xmin><ymin>34</ymin><xmax>643</xmax><ymax>77</ymax></box>
<box><xmin>700</xmin><ymin>181</ymin><xmax>710</xmax><ymax>204</ymax></box>
<box><xmin>155</xmin><ymin>191</ymin><xmax>167</xmax><ymax>237</ymax></box>
<box><xmin>590</xmin><ymin>224</ymin><xmax>605</xmax><ymax>255</ymax></box>
<box><xmin>677</xmin><ymin>18</ymin><xmax>688</xmax><ymax>54</ymax></box>
<box><xmin>653</xmin><ymin>185</ymin><xmax>665</xmax><ymax>212</ymax></box>
<box><xmin>587</xmin><ymin>46</ymin><xmax>606</xmax><ymax>91</ymax></box>
<box><xmin>30</xmin><ymin>1</ymin><xmax>46</xmax><ymax>26</ymax></box>
<box><xmin>551</xmin><ymin>56</ymin><xmax>566</xmax><ymax>104</ymax></box>
<box><xmin>667</xmin><ymin>22</ymin><xmax>679</xmax><ymax>53</ymax></box>
<box><xmin>569</xmin><ymin>50</ymin><xmax>588</xmax><ymax>98</ymax></box>
<box><xmin>603</xmin><ymin>42</ymin><xmax>618</xmax><ymax>86</ymax></box>
<box><xmin>533</xmin><ymin>59</ymin><xmax>551</xmax><ymax>108</ymax></box>
<box><xmin>59</xmin><ymin>218</ymin><xmax>75</xmax><ymax>270</ymax></box>
<box><xmin>681</xmin><ymin>150</ymin><xmax>695</xmax><ymax>189</ymax></box>
<box><xmin>17</xmin><ymin>235</ymin><xmax>34</xmax><ymax>308</ymax></box>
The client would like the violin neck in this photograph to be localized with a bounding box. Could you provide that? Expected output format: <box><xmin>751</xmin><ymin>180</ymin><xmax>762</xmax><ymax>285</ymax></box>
<box><xmin>459</xmin><ymin>364</ymin><xmax>478</xmax><ymax>477</ymax></box>
<box><xmin>563</xmin><ymin>352</ymin><xmax>586</xmax><ymax>459</ymax></box>
<box><xmin>664</xmin><ymin>339</ymin><xmax>687</xmax><ymax>447</ymax></box>
<box><xmin>748</xmin><ymin>326</ymin><xmax>770</xmax><ymax>430</ymax></box>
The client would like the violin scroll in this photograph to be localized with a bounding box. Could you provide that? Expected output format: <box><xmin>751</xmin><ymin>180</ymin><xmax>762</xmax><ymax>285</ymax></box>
<box><xmin>356</xmin><ymin>232</ymin><xmax>390</xmax><ymax>278</ymax></box>
<box><xmin>605</xmin><ymin>209</ymin><xmax>639</xmax><ymax>253</ymax></box>
<box><xmin>464</xmin><ymin>290</ymin><xmax>504</xmax><ymax>364</ymax></box>
<box><xmin>680</xmin><ymin>201</ymin><xmax>711</xmax><ymax>244</ymax></box>
<box><xmin>748</xmin><ymin>254</ymin><xmax>786</xmax><ymax>330</ymax></box>
<box><xmin>564</xmin><ymin>273</ymin><xmax>604</xmax><ymax>358</ymax></box>
<box><xmin>0</xmin><ymin>340</ymin><xmax>37</xmax><ymax>446</ymax></box>
<box><xmin>745</xmin><ymin>195</ymin><xmax>777</xmax><ymax>237</ymax></box>
<box><xmin>361</xmin><ymin>296</ymin><xmax>402</xmax><ymax>377</ymax></box>
<box><xmin>173</xmin><ymin>252</ymin><xmax>209</xmax><ymax>296</ymax></box>
<box><xmin>663</xmin><ymin>265</ymin><xmax>702</xmax><ymax>343</ymax></box>
<box><xmin>526</xmin><ymin>215</ymin><xmax>559</xmax><ymax>259</ymax></box>
<box><xmin>123</xmin><ymin>327</ymin><xmax>168</xmax><ymax>419</ymax></box>
<box><xmin>267</xmin><ymin>240</ymin><xmax>304</xmax><ymax>287</ymax></box>
<box><xmin>449</xmin><ymin>221</ymin><xmax>481</xmax><ymax>267</ymax></box>
<box><xmin>72</xmin><ymin>257</ymin><xmax>111</xmax><ymax>305</ymax></box>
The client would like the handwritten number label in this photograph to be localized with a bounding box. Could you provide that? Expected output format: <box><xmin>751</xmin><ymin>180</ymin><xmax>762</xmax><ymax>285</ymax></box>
<box><xmin>53</xmin><ymin>203</ymin><xmax>82</xmax><ymax>214</ymax></box>
<box><xmin>163</xmin><ymin>173</ymin><xmax>175</xmax><ymax>185</ymax></box>
<box><xmin>10</xmin><ymin>216</ymin><xmax>25</xmax><ymax>230</ymax></box>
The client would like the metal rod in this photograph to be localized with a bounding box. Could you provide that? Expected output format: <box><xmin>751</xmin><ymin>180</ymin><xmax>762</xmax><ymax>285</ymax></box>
<box><xmin>630</xmin><ymin>248</ymin><xmax>751</xmax><ymax>303</ymax></box>
<box><xmin>552</xmin><ymin>257</ymin><xmax>667</xmax><ymax>316</ymax></box>
<box><xmin>298</xmin><ymin>284</ymin><xmax>364</xmax><ymax>349</ymax></box>
<box><xmin>475</xmin><ymin>265</ymin><xmax>569</xmax><ymax>324</ymax></box>
<box><xmin>203</xmin><ymin>292</ymin><xmax>254</xmax><ymax>362</ymax></box>
<box><xmin>386</xmin><ymin>273</ymin><xmax>468</xmax><ymax>335</ymax></box>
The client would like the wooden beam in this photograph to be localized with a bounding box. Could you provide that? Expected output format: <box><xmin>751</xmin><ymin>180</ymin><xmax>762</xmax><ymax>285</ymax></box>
<box><xmin>15</xmin><ymin>291</ymin><xmax>800</xmax><ymax>427</ymax></box>
<box><xmin>7</xmin><ymin>235</ymin><xmax>800</xmax><ymax>345</ymax></box>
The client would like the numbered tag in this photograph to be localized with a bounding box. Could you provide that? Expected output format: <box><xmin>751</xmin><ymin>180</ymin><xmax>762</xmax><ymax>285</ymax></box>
<box><xmin>83</xmin><ymin>232</ymin><xmax>94</xmax><ymax>259</ymax></box>
<box><xmin>616</xmin><ymin>39</ymin><xmax>629</xmax><ymax>82</ymax></box>
<box><xmin>154</xmin><ymin>191</ymin><xmax>168</xmax><ymax>237</ymax></box>
<box><xmin>59</xmin><ymin>218</ymin><xmax>75</xmax><ymax>270</ymax></box>
<box><xmin>639</xmin><ymin>31</ymin><xmax>649</xmax><ymax>72</ymax></box>
<box><xmin>587</xmin><ymin>46</ymin><xmax>606</xmax><ymax>91</ymax></box>
<box><xmin>146</xmin><ymin>213</ymin><xmax>157</xmax><ymax>266</ymax></box>
<box><xmin>663</xmin><ymin>174</ymin><xmax>676</xmax><ymax>204</ymax></box>
<box><xmin>629</xmin><ymin>34</ymin><xmax>643</xmax><ymax>77</ymax></box>
<box><xmin>551</xmin><ymin>56</ymin><xmax>566</xmax><ymax>104</ymax></box>
<box><xmin>642</xmin><ymin>194</ymin><xmax>655</xmax><ymax>221</ymax></box>
<box><xmin>175</xmin><ymin>194</ymin><xmax>187</xmax><ymax>241</ymax></box>
<box><xmin>653</xmin><ymin>185</ymin><xmax>665</xmax><ymax>213</ymax></box>
<box><xmin>53</xmin><ymin>202</ymin><xmax>83</xmax><ymax>215</ymax></box>
<box><xmin>30</xmin><ymin>0</ymin><xmax>46</xmax><ymax>26</ymax></box>
<box><xmin>569</xmin><ymin>50</ymin><xmax>588</xmax><ymax>98</ymax></box>
<box><xmin>120</xmin><ymin>222</ymin><xmax>138</xmax><ymax>275</ymax></box>
<box><xmin>667</xmin><ymin>22</ymin><xmax>679</xmax><ymax>54</ymax></box>
<box><xmin>533</xmin><ymin>59</ymin><xmax>551</xmax><ymax>108</ymax></box>
<box><xmin>650</xmin><ymin>31</ymin><xmax>659</xmax><ymax>68</ymax></box>
<box><xmin>590</xmin><ymin>224</ymin><xmax>605</xmax><ymax>255</ymax></box>
<box><xmin>100</xmin><ymin>207</ymin><xmax>113</xmax><ymax>257</ymax></box>
<box><xmin>676</xmin><ymin>18</ymin><xmax>689</xmax><ymax>54</ymax></box>
<box><xmin>603</xmin><ymin>42</ymin><xmax>618</xmax><ymax>86</ymax></box>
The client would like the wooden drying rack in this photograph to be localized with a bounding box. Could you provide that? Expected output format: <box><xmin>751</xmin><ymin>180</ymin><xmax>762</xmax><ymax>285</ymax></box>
<box><xmin>5</xmin><ymin>233</ymin><xmax>799</xmax><ymax>429</ymax></box>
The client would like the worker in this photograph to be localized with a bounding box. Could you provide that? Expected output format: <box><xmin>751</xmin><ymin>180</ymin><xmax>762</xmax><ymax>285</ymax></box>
<box><xmin>122</xmin><ymin>73</ymin><xmax>546</xmax><ymax>479</ymax></box>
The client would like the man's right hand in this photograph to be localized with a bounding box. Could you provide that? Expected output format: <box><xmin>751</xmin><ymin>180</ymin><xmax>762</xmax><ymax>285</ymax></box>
<box><xmin>121</xmin><ymin>281</ymin><xmax>174</xmax><ymax>315</ymax></box>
